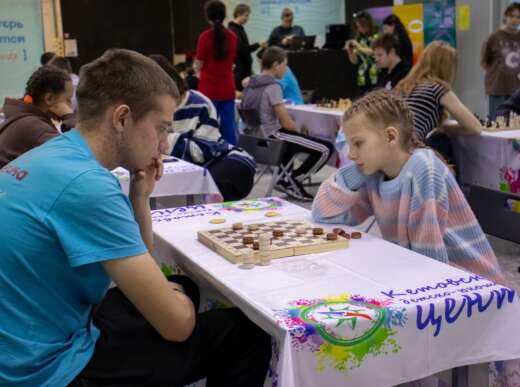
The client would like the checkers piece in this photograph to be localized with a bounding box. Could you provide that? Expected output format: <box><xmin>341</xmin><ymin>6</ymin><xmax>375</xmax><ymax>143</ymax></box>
<box><xmin>264</xmin><ymin>211</ymin><xmax>280</xmax><ymax>217</ymax></box>
<box><xmin>232</xmin><ymin>222</ymin><xmax>243</xmax><ymax>230</ymax></box>
<box><xmin>252</xmin><ymin>241</ymin><xmax>260</xmax><ymax>250</ymax></box>
<box><xmin>333</xmin><ymin>227</ymin><xmax>349</xmax><ymax>238</ymax></box>
<box><xmin>312</xmin><ymin>227</ymin><xmax>324</xmax><ymax>236</ymax></box>
<box><xmin>242</xmin><ymin>236</ymin><xmax>254</xmax><ymax>245</ymax></box>
<box><xmin>209</xmin><ymin>218</ymin><xmax>226</xmax><ymax>224</ymax></box>
<box><xmin>247</xmin><ymin>224</ymin><xmax>259</xmax><ymax>231</ymax></box>
<box><xmin>295</xmin><ymin>226</ymin><xmax>306</xmax><ymax>235</ymax></box>
<box><xmin>326</xmin><ymin>233</ymin><xmax>338</xmax><ymax>241</ymax></box>
<box><xmin>273</xmin><ymin>229</ymin><xmax>284</xmax><ymax>238</ymax></box>
<box><xmin>351</xmin><ymin>231</ymin><xmax>362</xmax><ymax>239</ymax></box>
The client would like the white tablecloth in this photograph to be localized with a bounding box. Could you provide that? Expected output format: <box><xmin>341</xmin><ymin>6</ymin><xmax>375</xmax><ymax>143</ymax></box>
<box><xmin>112</xmin><ymin>158</ymin><xmax>222</xmax><ymax>201</ymax></box>
<box><xmin>152</xmin><ymin>197</ymin><xmax>520</xmax><ymax>387</ymax></box>
<box><xmin>452</xmin><ymin>130</ymin><xmax>520</xmax><ymax>197</ymax></box>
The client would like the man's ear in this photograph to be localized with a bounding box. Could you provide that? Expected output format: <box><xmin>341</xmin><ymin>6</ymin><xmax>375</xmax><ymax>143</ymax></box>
<box><xmin>112</xmin><ymin>104</ymin><xmax>131</xmax><ymax>133</ymax></box>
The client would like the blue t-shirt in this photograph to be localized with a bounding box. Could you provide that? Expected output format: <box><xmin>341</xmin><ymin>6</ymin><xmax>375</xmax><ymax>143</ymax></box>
<box><xmin>279</xmin><ymin>66</ymin><xmax>304</xmax><ymax>105</ymax></box>
<box><xmin>0</xmin><ymin>129</ymin><xmax>147</xmax><ymax>386</ymax></box>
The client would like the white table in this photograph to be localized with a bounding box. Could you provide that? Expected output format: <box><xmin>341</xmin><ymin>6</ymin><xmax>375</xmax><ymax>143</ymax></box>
<box><xmin>152</xmin><ymin>197</ymin><xmax>520</xmax><ymax>387</ymax></box>
<box><xmin>286</xmin><ymin>104</ymin><xmax>343</xmax><ymax>144</ymax></box>
<box><xmin>112</xmin><ymin>158</ymin><xmax>222</xmax><ymax>205</ymax></box>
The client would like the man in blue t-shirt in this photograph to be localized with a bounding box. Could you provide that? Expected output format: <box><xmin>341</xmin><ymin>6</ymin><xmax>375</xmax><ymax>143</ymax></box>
<box><xmin>279</xmin><ymin>66</ymin><xmax>304</xmax><ymax>105</ymax></box>
<box><xmin>0</xmin><ymin>49</ymin><xmax>270</xmax><ymax>387</ymax></box>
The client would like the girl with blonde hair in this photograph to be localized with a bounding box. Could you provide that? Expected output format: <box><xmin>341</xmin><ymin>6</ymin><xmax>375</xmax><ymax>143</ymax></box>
<box><xmin>312</xmin><ymin>89</ymin><xmax>505</xmax><ymax>285</ymax></box>
<box><xmin>396</xmin><ymin>41</ymin><xmax>482</xmax><ymax>143</ymax></box>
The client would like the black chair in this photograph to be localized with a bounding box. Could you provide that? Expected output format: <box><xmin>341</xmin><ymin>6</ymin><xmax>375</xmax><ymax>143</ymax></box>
<box><xmin>238</xmin><ymin>108</ymin><xmax>299</xmax><ymax>197</ymax></box>
<box><xmin>466</xmin><ymin>185</ymin><xmax>520</xmax><ymax>244</ymax></box>
<box><xmin>301</xmin><ymin>90</ymin><xmax>315</xmax><ymax>104</ymax></box>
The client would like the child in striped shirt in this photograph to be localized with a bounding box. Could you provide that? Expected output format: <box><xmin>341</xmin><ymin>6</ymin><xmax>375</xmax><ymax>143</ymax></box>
<box><xmin>312</xmin><ymin>89</ymin><xmax>506</xmax><ymax>285</ymax></box>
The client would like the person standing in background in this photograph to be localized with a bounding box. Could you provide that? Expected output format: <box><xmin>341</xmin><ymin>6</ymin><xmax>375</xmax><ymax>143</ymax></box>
<box><xmin>228</xmin><ymin>4</ymin><xmax>267</xmax><ymax>91</ymax></box>
<box><xmin>268</xmin><ymin>8</ymin><xmax>305</xmax><ymax>49</ymax></box>
<box><xmin>481</xmin><ymin>2</ymin><xmax>520</xmax><ymax>119</ymax></box>
<box><xmin>345</xmin><ymin>11</ymin><xmax>379</xmax><ymax>94</ymax></box>
<box><xmin>382</xmin><ymin>14</ymin><xmax>413</xmax><ymax>65</ymax></box>
<box><xmin>196</xmin><ymin>0</ymin><xmax>238</xmax><ymax>144</ymax></box>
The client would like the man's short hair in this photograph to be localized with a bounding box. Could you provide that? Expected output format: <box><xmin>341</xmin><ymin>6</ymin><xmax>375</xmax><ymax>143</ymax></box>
<box><xmin>372</xmin><ymin>33</ymin><xmax>401</xmax><ymax>55</ymax></box>
<box><xmin>281</xmin><ymin>8</ymin><xmax>293</xmax><ymax>18</ymax></box>
<box><xmin>505</xmin><ymin>2</ymin><xmax>520</xmax><ymax>16</ymax></box>
<box><xmin>233</xmin><ymin>3</ymin><xmax>250</xmax><ymax>18</ymax></box>
<box><xmin>261</xmin><ymin>47</ymin><xmax>287</xmax><ymax>70</ymax></box>
<box><xmin>76</xmin><ymin>49</ymin><xmax>179</xmax><ymax>125</ymax></box>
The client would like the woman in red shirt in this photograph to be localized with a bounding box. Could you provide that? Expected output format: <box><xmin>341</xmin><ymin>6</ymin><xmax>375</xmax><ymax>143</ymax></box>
<box><xmin>196</xmin><ymin>0</ymin><xmax>238</xmax><ymax>144</ymax></box>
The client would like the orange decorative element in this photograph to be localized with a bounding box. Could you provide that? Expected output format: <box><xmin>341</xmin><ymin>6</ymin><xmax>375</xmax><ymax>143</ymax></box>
<box><xmin>23</xmin><ymin>95</ymin><xmax>33</xmax><ymax>105</ymax></box>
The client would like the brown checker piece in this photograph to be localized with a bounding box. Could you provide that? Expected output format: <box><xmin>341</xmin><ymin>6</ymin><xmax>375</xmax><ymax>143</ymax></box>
<box><xmin>198</xmin><ymin>220</ymin><xmax>349</xmax><ymax>264</ymax></box>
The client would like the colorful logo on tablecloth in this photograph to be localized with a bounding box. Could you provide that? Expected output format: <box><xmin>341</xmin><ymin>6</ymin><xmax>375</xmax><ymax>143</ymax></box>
<box><xmin>499</xmin><ymin>167</ymin><xmax>520</xmax><ymax>193</ymax></box>
<box><xmin>275</xmin><ymin>294</ymin><xmax>407</xmax><ymax>373</ymax></box>
<box><xmin>219</xmin><ymin>197</ymin><xmax>284</xmax><ymax>212</ymax></box>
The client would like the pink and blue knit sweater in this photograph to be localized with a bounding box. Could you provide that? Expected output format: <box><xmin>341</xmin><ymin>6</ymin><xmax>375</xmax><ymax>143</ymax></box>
<box><xmin>312</xmin><ymin>149</ymin><xmax>506</xmax><ymax>284</ymax></box>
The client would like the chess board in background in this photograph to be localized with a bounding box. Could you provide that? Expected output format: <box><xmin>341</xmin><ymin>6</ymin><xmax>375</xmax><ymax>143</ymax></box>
<box><xmin>198</xmin><ymin>220</ymin><xmax>349</xmax><ymax>264</ymax></box>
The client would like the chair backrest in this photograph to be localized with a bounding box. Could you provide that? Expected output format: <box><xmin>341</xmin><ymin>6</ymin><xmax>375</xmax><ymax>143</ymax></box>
<box><xmin>301</xmin><ymin>90</ymin><xmax>315</xmax><ymax>104</ymax></box>
<box><xmin>238</xmin><ymin>134</ymin><xmax>286</xmax><ymax>166</ymax></box>
<box><xmin>238</xmin><ymin>108</ymin><xmax>262</xmax><ymax>127</ymax></box>
<box><xmin>466</xmin><ymin>185</ymin><xmax>520</xmax><ymax>244</ymax></box>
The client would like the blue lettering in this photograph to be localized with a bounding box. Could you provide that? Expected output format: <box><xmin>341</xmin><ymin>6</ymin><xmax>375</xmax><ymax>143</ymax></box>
<box><xmin>444</xmin><ymin>297</ymin><xmax>466</xmax><ymax>324</ymax></box>
<box><xmin>416</xmin><ymin>303</ymin><xmax>442</xmax><ymax>336</ymax></box>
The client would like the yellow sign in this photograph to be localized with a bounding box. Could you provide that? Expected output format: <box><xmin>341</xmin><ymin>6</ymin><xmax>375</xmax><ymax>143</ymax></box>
<box><xmin>393</xmin><ymin>4</ymin><xmax>424</xmax><ymax>64</ymax></box>
<box><xmin>457</xmin><ymin>5</ymin><xmax>471</xmax><ymax>32</ymax></box>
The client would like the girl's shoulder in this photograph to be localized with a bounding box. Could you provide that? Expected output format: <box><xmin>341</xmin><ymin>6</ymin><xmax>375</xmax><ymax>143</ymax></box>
<box><xmin>404</xmin><ymin>149</ymin><xmax>452</xmax><ymax>185</ymax></box>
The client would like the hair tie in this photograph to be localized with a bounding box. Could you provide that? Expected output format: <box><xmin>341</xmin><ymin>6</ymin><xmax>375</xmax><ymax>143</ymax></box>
<box><xmin>23</xmin><ymin>95</ymin><xmax>33</xmax><ymax>105</ymax></box>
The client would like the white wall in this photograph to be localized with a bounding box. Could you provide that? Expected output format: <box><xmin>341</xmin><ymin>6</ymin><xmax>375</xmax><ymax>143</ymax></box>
<box><xmin>0</xmin><ymin>0</ymin><xmax>45</xmax><ymax>102</ymax></box>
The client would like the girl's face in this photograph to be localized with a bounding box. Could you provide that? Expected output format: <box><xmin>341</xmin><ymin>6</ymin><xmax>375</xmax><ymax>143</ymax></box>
<box><xmin>343</xmin><ymin>114</ymin><xmax>398</xmax><ymax>176</ymax></box>
<box><xmin>505</xmin><ymin>9</ymin><xmax>520</xmax><ymax>30</ymax></box>
<box><xmin>383</xmin><ymin>24</ymin><xmax>395</xmax><ymax>34</ymax></box>
<box><xmin>355</xmin><ymin>21</ymin><xmax>368</xmax><ymax>35</ymax></box>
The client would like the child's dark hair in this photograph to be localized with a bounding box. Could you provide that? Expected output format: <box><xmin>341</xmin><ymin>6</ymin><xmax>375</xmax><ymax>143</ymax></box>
<box><xmin>48</xmin><ymin>56</ymin><xmax>73</xmax><ymax>74</ymax></box>
<box><xmin>505</xmin><ymin>2</ymin><xmax>520</xmax><ymax>16</ymax></box>
<box><xmin>40</xmin><ymin>52</ymin><xmax>55</xmax><ymax>65</ymax></box>
<box><xmin>25</xmin><ymin>65</ymin><xmax>71</xmax><ymax>105</ymax></box>
<box><xmin>77</xmin><ymin>49</ymin><xmax>179</xmax><ymax>125</ymax></box>
<box><xmin>343</xmin><ymin>89</ymin><xmax>424</xmax><ymax>152</ymax></box>
<box><xmin>261</xmin><ymin>47</ymin><xmax>287</xmax><ymax>70</ymax></box>
<box><xmin>372</xmin><ymin>33</ymin><xmax>400</xmax><ymax>55</ymax></box>
<box><xmin>205</xmin><ymin>0</ymin><xmax>228</xmax><ymax>60</ymax></box>
<box><xmin>383</xmin><ymin>14</ymin><xmax>408</xmax><ymax>37</ymax></box>
<box><xmin>148</xmin><ymin>54</ymin><xmax>188</xmax><ymax>97</ymax></box>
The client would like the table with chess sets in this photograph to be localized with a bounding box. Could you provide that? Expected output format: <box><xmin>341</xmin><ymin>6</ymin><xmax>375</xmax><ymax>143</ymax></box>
<box><xmin>476</xmin><ymin>112</ymin><xmax>520</xmax><ymax>131</ymax></box>
<box><xmin>197</xmin><ymin>219</ymin><xmax>360</xmax><ymax>270</ymax></box>
<box><xmin>314</xmin><ymin>98</ymin><xmax>352</xmax><ymax>113</ymax></box>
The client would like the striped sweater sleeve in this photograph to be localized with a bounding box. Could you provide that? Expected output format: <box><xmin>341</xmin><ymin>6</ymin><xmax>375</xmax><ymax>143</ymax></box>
<box><xmin>312</xmin><ymin>164</ymin><xmax>373</xmax><ymax>225</ymax></box>
<box><xmin>407</xmin><ymin>153</ymin><xmax>507</xmax><ymax>285</ymax></box>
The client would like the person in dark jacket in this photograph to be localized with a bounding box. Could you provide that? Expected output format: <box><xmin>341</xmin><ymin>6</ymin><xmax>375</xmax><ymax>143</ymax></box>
<box><xmin>268</xmin><ymin>8</ymin><xmax>305</xmax><ymax>48</ymax></box>
<box><xmin>228</xmin><ymin>4</ymin><xmax>266</xmax><ymax>91</ymax></box>
<box><xmin>0</xmin><ymin>65</ymin><xmax>74</xmax><ymax>168</ymax></box>
<box><xmin>495</xmin><ymin>87</ymin><xmax>520</xmax><ymax>119</ymax></box>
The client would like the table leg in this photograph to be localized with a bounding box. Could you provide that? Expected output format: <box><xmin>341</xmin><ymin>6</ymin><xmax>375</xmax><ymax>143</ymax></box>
<box><xmin>452</xmin><ymin>366</ymin><xmax>469</xmax><ymax>387</ymax></box>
